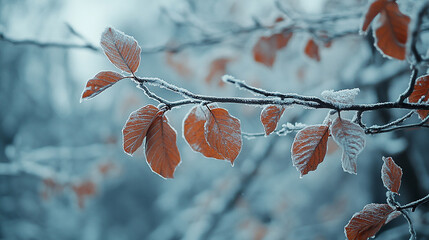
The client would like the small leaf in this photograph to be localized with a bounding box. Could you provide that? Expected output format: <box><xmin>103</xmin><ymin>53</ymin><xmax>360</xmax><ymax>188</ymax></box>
<box><xmin>381</xmin><ymin>157</ymin><xmax>403</xmax><ymax>194</ymax></box>
<box><xmin>205</xmin><ymin>107</ymin><xmax>242</xmax><ymax>164</ymax></box>
<box><xmin>100</xmin><ymin>27</ymin><xmax>141</xmax><ymax>73</ymax></box>
<box><xmin>361</xmin><ymin>0</ymin><xmax>388</xmax><ymax>32</ymax></box>
<box><xmin>304</xmin><ymin>39</ymin><xmax>320</xmax><ymax>61</ymax></box>
<box><xmin>345</xmin><ymin>203</ymin><xmax>400</xmax><ymax>240</ymax></box>
<box><xmin>183</xmin><ymin>106</ymin><xmax>224</xmax><ymax>160</ymax></box>
<box><xmin>331</xmin><ymin>117</ymin><xmax>365</xmax><ymax>174</ymax></box>
<box><xmin>205</xmin><ymin>57</ymin><xmax>234</xmax><ymax>86</ymax></box>
<box><xmin>252</xmin><ymin>32</ymin><xmax>293</xmax><ymax>67</ymax></box>
<box><xmin>321</xmin><ymin>88</ymin><xmax>360</xmax><ymax>105</ymax></box>
<box><xmin>81</xmin><ymin>71</ymin><xmax>125</xmax><ymax>101</ymax></box>
<box><xmin>360</xmin><ymin>0</ymin><xmax>410</xmax><ymax>60</ymax></box>
<box><xmin>145</xmin><ymin>112</ymin><xmax>181</xmax><ymax>178</ymax></box>
<box><xmin>72</xmin><ymin>181</ymin><xmax>97</xmax><ymax>209</ymax></box>
<box><xmin>291</xmin><ymin>125</ymin><xmax>330</xmax><ymax>177</ymax></box>
<box><xmin>408</xmin><ymin>74</ymin><xmax>429</xmax><ymax>120</ymax></box>
<box><xmin>122</xmin><ymin>105</ymin><xmax>159</xmax><ymax>155</ymax></box>
<box><xmin>260</xmin><ymin>105</ymin><xmax>285</xmax><ymax>136</ymax></box>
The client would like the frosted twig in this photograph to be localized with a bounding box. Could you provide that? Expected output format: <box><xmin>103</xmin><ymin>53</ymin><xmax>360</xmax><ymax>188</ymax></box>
<box><xmin>0</xmin><ymin>32</ymin><xmax>99</xmax><ymax>52</ymax></box>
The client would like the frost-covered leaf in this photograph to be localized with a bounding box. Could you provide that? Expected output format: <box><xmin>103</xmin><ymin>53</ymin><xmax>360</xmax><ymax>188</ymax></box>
<box><xmin>81</xmin><ymin>71</ymin><xmax>125</xmax><ymax>101</ymax></box>
<box><xmin>345</xmin><ymin>203</ymin><xmax>400</xmax><ymax>240</ymax></box>
<box><xmin>253</xmin><ymin>32</ymin><xmax>293</xmax><ymax>67</ymax></box>
<box><xmin>321</xmin><ymin>88</ymin><xmax>360</xmax><ymax>105</ymax></box>
<box><xmin>145</xmin><ymin>112</ymin><xmax>181</xmax><ymax>178</ymax></box>
<box><xmin>408</xmin><ymin>74</ymin><xmax>429</xmax><ymax>120</ymax></box>
<box><xmin>260</xmin><ymin>105</ymin><xmax>285</xmax><ymax>136</ymax></box>
<box><xmin>122</xmin><ymin>105</ymin><xmax>159</xmax><ymax>155</ymax></box>
<box><xmin>205</xmin><ymin>107</ymin><xmax>242</xmax><ymax>164</ymax></box>
<box><xmin>381</xmin><ymin>157</ymin><xmax>402</xmax><ymax>194</ymax></box>
<box><xmin>100</xmin><ymin>27</ymin><xmax>141</xmax><ymax>73</ymax></box>
<box><xmin>331</xmin><ymin>117</ymin><xmax>365</xmax><ymax>174</ymax></box>
<box><xmin>361</xmin><ymin>0</ymin><xmax>410</xmax><ymax>60</ymax></box>
<box><xmin>304</xmin><ymin>39</ymin><xmax>320</xmax><ymax>62</ymax></box>
<box><xmin>291</xmin><ymin>125</ymin><xmax>329</xmax><ymax>177</ymax></box>
<box><xmin>183</xmin><ymin>106</ymin><xmax>224</xmax><ymax>160</ymax></box>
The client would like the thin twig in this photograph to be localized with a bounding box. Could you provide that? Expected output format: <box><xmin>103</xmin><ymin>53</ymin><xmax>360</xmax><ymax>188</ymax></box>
<box><xmin>0</xmin><ymin>32</ymin><xmax>99</xmax><ymax>52</ymax></box>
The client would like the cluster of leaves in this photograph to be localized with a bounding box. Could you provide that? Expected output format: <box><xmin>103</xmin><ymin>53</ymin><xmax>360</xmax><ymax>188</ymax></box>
<box><xmin>344</xmin><ymin>157</ymin><xmax>403</xmax><ymax>239</ymax></box>
<box><xmin>251</xmin><ymin>18</ymin><xmax>324</xmax><ymax>66</ymax></box>
<box><xmin>82</xmin><ymin>28</ymin><xmax>369</xmax><ymax>179</ymax></box>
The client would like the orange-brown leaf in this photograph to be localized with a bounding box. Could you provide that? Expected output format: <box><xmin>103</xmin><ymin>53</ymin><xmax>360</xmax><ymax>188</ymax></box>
<box><xmin>81</xmin><ymin>71</ymin><xmax>124</xmax><ymax>101</ymax></box>
<box><xmin>260</xmin><ymin>105</ymin><xmax>285</xmax><ymax>136</ymax></box>
<box><xmin>304</xmin><ymin>39</ymin><xmax>320</xmax><ymax>62</ymax></box>
<box><xmin>291</xmin><ymin>125</ymin><xmax>329</xmax><ymax>177</ymax></box>
<box><xmin>183</xmin><ymin>106</ymin><xmax>224</xmax><ymax>159</ymax></box>
<box><xmin>361</xmin><ymin>0</ymin><xmax>388</xmax><ymax>32</ymax></box>
<box><xmin>381</xmin><ymin>157</ymin><xmax>403</xmax><ymax>194</ymax></box>
<box><xmin>100</xmin><ymin>27</ymin><xmax>141</xmax><ymax>73</ymax></box>
<box><xmin>145</xmin><ymin>113</ymin><xmax>181</xmax><ymax>178</ymax></box>
<box><xmin>122</xmin><ymin>105</ymin><xmax>159</xmax><ymax>155</ymax></box>
<box><xmin>205</xmin><ymin>107</ymin><xmax>242</xmax><ymax>164</ymax></box>
<box><xmin>72</xmin><ymin>181</ymin><xmax>96</xmax><ymax>209</ymax></box>
<box><xmin>345</xmin><ymin>203</ymin><xmax>400</xmax><ymax>240</ymax></box>
<box><xmin>408</xmin><ymin>74</ymin><xmax>429</xmax><ymax>120</ymax></box>
<box><xmin>252</xmin><ymin>32</ymin><xmax>293</xmax><ymax>67</ymax></box>
<box><xmin>205</xmin><ymin>57</ymin><xmax>234</xmax><ymax>86</ymax></box>
<box><xmin>361</xmin><ymin>0</ymin><xmax>410</xmax><ymax>60</ymax></box>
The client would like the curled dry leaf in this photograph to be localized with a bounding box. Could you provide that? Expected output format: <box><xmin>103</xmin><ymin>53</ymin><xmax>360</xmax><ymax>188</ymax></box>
<box><xmin>81</xmin><ymin>71</ymin><xmax>125</xmax><ymax>101</ymax></box>
<box><xmin>408</xmin><ymin>74</ymin><xmax>429</xmax><ymax>120</ymax></box>
<box><xmin>260</xmin><ymin>105</ymin><xmax>285</xmax><ymax>136</ymax></box>
<box><xmin>361</xmin><ymin>0</ymin><xmax>410</xmax><ymax>60</ymax></box>
<box><xmin>253</xmin><ymin>32</ymin><xmax>293</xmax><ymax>67</ymax></box>
<box><xmin>345</xmin><ymin>203</ymin><xmax>400</xmax><ymax>240</ymax></box>
<box><xmin>101</xmin><ymin>27</ymin><xmax>141</xmax><ymax>73</ymax></box>
<box><xmin>183</xmin><ymin>106</ymin><xmax>224</xmax><ymax>160</ymax></box>
<box><xmin>145</xmin><ymin>112</ymin><xmax>181</xmax><ymax>178</ymax></box>
<box><xmin>381</xmin><ymin>157</ymin><xmax>403</xmax><ymax>194</ymax></box>
<box><xmin>122</xmin><ymin>105</ymin><xmax>159</xmax><ymax>155</ymax></box>
<box><xmin>304</xmin><ymin>39</ymin><xmax>320</xmax><ymax>62</ymax></box>
<box><xmin>205</xmin><ymin>107</ymin><xmax>242</xmax><ymax>164</ymax></box>
<box><xmin>291</xmin><ymin>125</ymin><xmax>330</xmax><ymax>177</ymax></box>
<box><xmin>331</xmin><ymin>117</ymin><xmax>365</xmax><ymax>174</ymax></box>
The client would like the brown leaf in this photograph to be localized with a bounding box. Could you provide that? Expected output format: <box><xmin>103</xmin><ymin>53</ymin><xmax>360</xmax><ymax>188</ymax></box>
<box><xmin>260</xmin><ymin>105</ymin><xmax>285</xmax><ymax>136</ymax></box>
<box><xmin>408</xmin><ymin>74</ymin><xmax>429</xmax><ymax>120</ymax></box>
<box><xmin>81</xmin><ymin>71</ymin><xmax>125</xmax><ymax>101</ymax></box>
<box><xmin>361</xmin><ymin>0</ymin><xmax>410</xmax><ymax>60</ymax></box>
<box><xmin>381</xmin><ymin>157</ymin><xmax>403</xmax><ymax>194</ymax></box>
<box><xmin>122</xmin><ymin>105</ymin><xmax>159</xmax><ymax>155</ymax></box>
<box><xmin>183</xmin><ymin>106</ymin><xmax>224</xmax><ymax>159</ymax></box>
<box><xmin>291</xmin><ymin>125</ymin><xmax>330</xmax><ymax>177</ymax></box>
<box><xmin>304</xmin><ymin>39</ymin><xmax>320</xmax><ymax>62</ymax></box>
<box><xmin>72</xmin><ymin>181</ymin><xmax>96</xmax><ymax>209</ymax></box>
<box><xmin>345</xmin><ymin>203</ymin><xmax>400</xmax><ymax>240</ymax></box>
<box><xmin>100</xmin><ymin>27</ymin><xmax>141</xmax><ymax>73</ymax></box>
<box><xmin>252</xmin><ymin>32</ymin><xmax>293</xmax><ymax>67</ymax></box>
<box><xmin>361</xmin><ymin>0</ymin><xmax>389</xmax><ymax>32</ymax></box>
<box><xmin>205</xmin><ymin>107</ymin><xmax>242</xmax><ymax>164</ymax></box>
<box><xmin>145</xmin><ymin>112</ymin><xmax>181</xmax><ymax>178</ymax></box>
<box><xmin>330</xmin><ymin>117</ymin><xmax>365</xmax><ymax>174</ymax></box>
<box><xmin>205</xmin><ymin>57</ymin><xmax>234</xmax><ymax>86</ymax></box>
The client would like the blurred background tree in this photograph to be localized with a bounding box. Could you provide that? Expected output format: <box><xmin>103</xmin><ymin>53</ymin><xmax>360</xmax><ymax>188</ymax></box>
<box><xmin>1</xmin><ymin>0</ymin><xmax>428</xmax><ymax>239</ymax></box>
